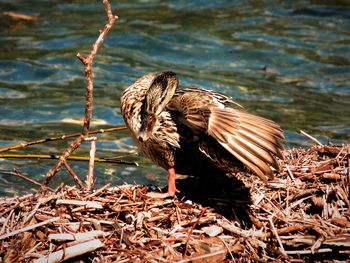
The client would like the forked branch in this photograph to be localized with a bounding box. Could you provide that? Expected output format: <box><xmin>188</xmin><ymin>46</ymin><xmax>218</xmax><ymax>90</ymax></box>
<box><xmin>44</xmin><ymin>0</ymin><xmax>118</xmax><ymax>188</ymax></box>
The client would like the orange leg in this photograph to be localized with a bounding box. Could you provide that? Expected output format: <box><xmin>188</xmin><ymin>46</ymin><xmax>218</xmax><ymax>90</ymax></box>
<box><xmin>146</xmin><ymin>167</ymin><xmax>179</xmax><ymax>199</ymax></box>
<box><xmin>167</xmin><ymin>167</ymin><xmax>179</xmax><ymax>196</ymax></box>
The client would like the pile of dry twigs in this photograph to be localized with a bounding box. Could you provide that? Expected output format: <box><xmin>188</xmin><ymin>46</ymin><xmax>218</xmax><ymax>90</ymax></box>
<box><xmin>0</xmin><ymin>143</ymin><xmax>349</xmax><ymax>262</ymax></box>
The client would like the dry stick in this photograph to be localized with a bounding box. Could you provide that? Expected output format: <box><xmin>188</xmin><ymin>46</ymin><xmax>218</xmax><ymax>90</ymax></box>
<box><xmin>56</xmin><ymin>199</ymin><xmax>103</xmax><ymax>209</ymax></box>
<box><xmin>178</xmin><ymin>250</ymin><xmax>227</xmax><ymax>263</ymax></box>
<box><xmin>86</xmin><ymin>137</ymin><xmax>97</xmax><ymax>191</ymax></box>
<box><xmin>183</xmin><ymin>208</ymin><xmax>206</xmax><ymax>257</ymax></box>
<box><xmin>63</xmin><ymin>160</ymin><xmax>86</xmax><ymax>189</ymax></box>
<box><xmin>0</xmin><ymin>216</ymin><xmax>60</xmax><ymax>240</ymax></box>
<box><xmin>265</xmin><ymin>224</ymin><xmax>309</xmax><ymax>238</ymax></box>
<box><xmin>0</xmin><ymin>170</ymin><xmax>54</xmax><ymax>192</ymax></box>
<box><xmin>45</xmin><ymin>135</ymin><xmax>84</xmax><ymax>186</ymax></box>
<box><xmin>285</xmin><ymin>164</ymin><xmax>297</xmax><ymax>186</ymax></box>
<box><xmin>3</xmin><ymin>11</ymin><xmax>38</xmax><ymax>21</ymax></box>
<box><xmin>23</xmin><ymin>201</ymin><xmax>41</xmax><ymax>224</ymax></box>
<box><xmin>0</xmin><ymin>209</ymin><xmax>14</xmax><ymax>235</ymax></box>
<box><xmin>300</xmin><ymin>130</ymin><xmax>323</xmax><ymax>146</ymax></box>
<box><xmin>219</xmin><ymin>237</ymin><xmax>234</xmax><ymax>261</ymax></box>
<box><xmin>268</xmin><ymin>216</ymin><xmax>287</xmax><ymax>257</ymax></box>
<box><xmin>77</xmin><ymin>0</ymin><xmax>118</xmax><ymax>136</ymax></box>
<box><xmin>285</xmin><ymin>248</ymin><xmax>332</xmax><ymax>255</ymax></box>
<box><xmin>0</xmin><ymin>153</ymin><xmax>137</xmax><ymax>165</ymax></box>
<box><xmin>0</xmin><ymin>126</ymin><xmax>126</xmax><ymax>153</ymax></box>
<box><xmin>48</xmin><ymin>230</ymin><xmax>109</xmax><ymax>242</ymax></box>
<box><xmin>34</xmin><ymin>239</ymin><xmax>104</xmax><ymax>263</ymax></box>
<box><xmin>86</xmin><ymin>183</ymin><xmax>111</xmax><ymax>198</ymax></box>
<box><xmin>44</xmin><ymin>0</ymin><xmax>117</xmax><ymax>187</ymax></box>
<box><xmin>347</xmin><ymin>155</ymin><xmax>350</xmax><ymax>193</ymax></box>
<box><xmin>113</xmin><ymin>221</ymin><xmax>132</xmax><ymax>246</ymax></box>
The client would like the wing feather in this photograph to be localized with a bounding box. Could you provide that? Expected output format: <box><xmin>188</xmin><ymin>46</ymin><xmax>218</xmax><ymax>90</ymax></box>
<box><xmin>208</xmin><ymin>107</ymin><xmax>283</xmax><ymax>180</ymax></box>
<box><xmin>169</xmin><ymin>88</ymin><xmax>284</xmax><ymax>181</ymax></box>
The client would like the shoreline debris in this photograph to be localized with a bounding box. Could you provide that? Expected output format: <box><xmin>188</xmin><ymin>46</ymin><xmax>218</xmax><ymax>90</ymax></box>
<box><xmin>0</xmin><ymin>144</ymin><xmax>349</xmax><ymax>262</ymax></box>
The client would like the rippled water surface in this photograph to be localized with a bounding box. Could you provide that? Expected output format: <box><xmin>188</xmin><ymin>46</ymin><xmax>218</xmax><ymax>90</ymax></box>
<box><xmin>0</xmin><ymin>0</ymin><xmax>349</xmax><ymax>195</ymax></box>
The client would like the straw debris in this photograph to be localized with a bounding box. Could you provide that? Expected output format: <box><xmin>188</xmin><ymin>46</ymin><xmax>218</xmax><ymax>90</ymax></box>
<box><xmin>0</xmin><ymin>144</ymin><xmax>349</xmax><ymax>262</ymax></box>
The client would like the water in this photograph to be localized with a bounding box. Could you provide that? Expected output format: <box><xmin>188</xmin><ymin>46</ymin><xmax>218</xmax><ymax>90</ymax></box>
<box><xmin>0</xmin><ymin>0</ymin><xmax>349</xmax><ymax>196</ymax></box>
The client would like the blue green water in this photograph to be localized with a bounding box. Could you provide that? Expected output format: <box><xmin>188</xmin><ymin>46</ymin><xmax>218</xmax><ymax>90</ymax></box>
<box><xmin>0</xmin><ymin>0</ymin><xmax>349</xmax><ymax>195</ymax></box>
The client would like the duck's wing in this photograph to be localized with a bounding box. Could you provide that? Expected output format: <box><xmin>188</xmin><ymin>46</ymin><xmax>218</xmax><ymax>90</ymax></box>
<box><xmin>168</xmin><ymin>87</ymin><xmax>284</xmax><ymax>182</ymax></box>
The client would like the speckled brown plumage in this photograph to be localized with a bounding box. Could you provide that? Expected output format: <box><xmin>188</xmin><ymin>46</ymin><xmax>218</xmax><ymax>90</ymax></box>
<box><xmin>121</xmin><ymin>71</ymin><xmax>284</xmax><ymax>196</ymax></box>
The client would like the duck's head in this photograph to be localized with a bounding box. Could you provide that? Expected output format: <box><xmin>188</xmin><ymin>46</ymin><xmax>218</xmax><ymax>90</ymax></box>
<box><xmin>137</xmin><ymin>71</ymin><xmax>178</xmax><ymax>142</ymax></box>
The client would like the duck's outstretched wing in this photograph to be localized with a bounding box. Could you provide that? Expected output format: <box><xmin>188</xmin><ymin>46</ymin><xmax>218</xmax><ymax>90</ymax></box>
<box><xmin>168</xmin><ymin>87</ymin><xmax>284</xmax><ymax>182</ymax></box>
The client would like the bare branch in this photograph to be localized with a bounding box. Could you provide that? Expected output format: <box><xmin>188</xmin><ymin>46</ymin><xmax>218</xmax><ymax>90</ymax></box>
<box><xmin>86</xmin><ymin>137</ymin><xmax>97</xmax><ymax>191</ymax></box>
<box><xmin>44</xmin><ymin>134</ymin><xmax>84</xmax><ymax>186</ymax></box>
<box><xmin>63</xmin><ymin>160</ymin><xmax>87</xmax><ymax>189</ymax></box>
<box><xmin>0</xmin><ymin>153</ymin><xmax>138</xmax><ymax>166</ymax></box>
<box><xmin>78</xmin><ymin>0</ymin><xmax>118</xmax><ymax>136</ymax></box>
<box><xmin>300</xmin><ymin>130</ymin><xmax>323</xmax><ymax>146</ymax></box>
<box><xmin>44</xmin><ymin>1</ymin><xmax>118</xmax><ymax>187</ymax></box>
<box><xmin>0</xmin><ymin>169</ymin><xmax>54</xmax><ymax>192</ymax></box>
<box><xmin>0</xmin><ymin>126</ymin><xmax>126</xmax><ymax>153</ymax></box>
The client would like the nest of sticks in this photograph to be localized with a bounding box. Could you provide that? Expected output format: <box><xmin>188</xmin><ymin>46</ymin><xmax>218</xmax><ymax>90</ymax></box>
<box><xmin>0</xmin><ymin>143</ymin><xmax>349</xmax><ymax>262</ymax></box>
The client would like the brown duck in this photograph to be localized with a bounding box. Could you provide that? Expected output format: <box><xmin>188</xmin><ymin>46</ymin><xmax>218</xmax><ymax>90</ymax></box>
<box><xmin>121</xmin><ymin>71</ymin><xmax>284</xmax><ymax>197</ymax></box>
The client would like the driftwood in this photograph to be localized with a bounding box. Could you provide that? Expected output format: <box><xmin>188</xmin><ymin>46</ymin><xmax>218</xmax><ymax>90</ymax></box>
<box><xmin>3</xmin><ymin>11</ymin><xmax>38</xmax><ymax>22</ymax></box>
<box><xmin>0</xmin><ymin>143</ymin><xmax>349</xmax><ymax>262</ymax></box>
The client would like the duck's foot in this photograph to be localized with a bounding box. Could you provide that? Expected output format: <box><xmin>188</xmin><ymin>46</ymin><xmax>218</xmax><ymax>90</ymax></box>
<box><xmin>145</xmin><ymin>167</ymin><xmax>180</xmax><ymax>199</ymax></box>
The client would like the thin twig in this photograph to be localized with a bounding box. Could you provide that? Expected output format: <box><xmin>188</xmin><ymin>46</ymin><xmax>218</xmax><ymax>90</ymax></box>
<box><xmin>178</xmin><ymin>249</ymin><xmax>226</xmax><ymax>263</ymax></box>
<box><xmin>56</xmin><ymin>199</ymin><xmax>103</xmax><ymax>209</ymax></box>
<box><xmin>113</xmin><ymin>221</ymin><xmax>132</xmax><ymax>246</ymax></box>
<box><xmin>347</xmin><ymin>154</ymin><xmax>350</xmax><ymax>192</ymax></box>
<box><xmin>183</xmin><ymin>208</ymin><xmax>206</xmax><ymax>257</ymax></box>
<box><xmin>0</xmin><ymin>209</ymin><xmax>14</xmax><ymax>235</ymax></box>
<box><xmin>300</xmin><ymin>130</ymin><xmax>323</xmax><ymax>146</ymax></box>
<box><xmin>86</xmin><ymin>183</ymin><xmax>111</xmax><ymax>199</ymax></box>
<box><xmin>285</xmin><ymin>248</ymin><xmax>332</xmax><ymax>255</ymax></box>
<box><xmin>76</xmin><ymin>0</ymin><xmax>118</xmax><ymax>136</ymax></box>
<box><xmin>86</xmin><ymin>137</ymin><xmax>97</xmax><ymax>191</ymax></box>
<box><xmin>3</xmin><ymin>11</ymin><xmax>38</xmax><ymax>21</ymax></box>
<box><xmin>219</xmin><ymin>237</ymin><xmax>234</xmax><ymax>260</ymax></box>
<box><xmin>48</xmin><ymin>230</ymin><xmax>109</xmax><ymax>242</ymax></box>
<box><xmin>285</xmin><ymin>164</ymin><xmax>298</xmax><ymax>186</ymax></box>
<box><xmin>0</xmin><ymin>153</ymin><xmax>137</xmax><ymax>165</ymax></box>
<box><xmin>44</xmin><ymin>135</ymin><xmax>85</xmax><ymax>186</ymax></box>
<box><xmin>23</xmin><ymin>201</ymin><xmax>42</xmax><ymax>224</ymax></box>
<box><xmin>63</xmin><ymin>160</ymin><xmax>86</xmax><ymax>189</ymax></box>
<box><xmin>0</xmin><ymin>217</ymin><xmax>60</xmax><ymax>240</ymax></box>
<box><xmin>0</xmin><ymin>126</ymin><xmax>126</xmax><ymax>153</ymax></box>
<box><xmin>0</xmin><ymin>170</ymin><xmax>54</xmax><ymax>192</ymax></box>
<box><xmin>269</xmin><ymin>216</ymin><xmax>287</xmax><ymax>257</ymax></box>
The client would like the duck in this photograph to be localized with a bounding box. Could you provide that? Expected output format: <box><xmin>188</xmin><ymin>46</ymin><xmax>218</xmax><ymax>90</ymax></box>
<box><xmin>121</xmin><ymin>71</ymin><xmax>284</xmax><ymax>198</ymax></box>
